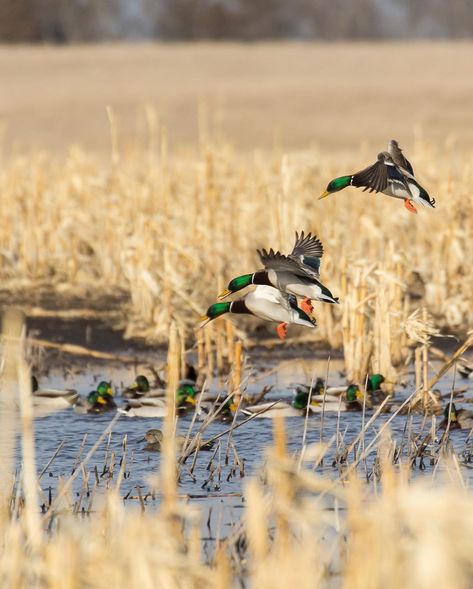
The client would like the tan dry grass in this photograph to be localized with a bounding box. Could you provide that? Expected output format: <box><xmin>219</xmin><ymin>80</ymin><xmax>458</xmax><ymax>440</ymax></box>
<box><xmin>2</xmin><ymin>42</ymin><xmax>473</xmax><ymax>153</ymax></box>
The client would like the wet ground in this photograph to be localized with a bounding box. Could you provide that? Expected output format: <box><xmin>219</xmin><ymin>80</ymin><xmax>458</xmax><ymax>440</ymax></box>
<box><xmin>5</xmin><ymin>317</ymin><xmax>473</xmax><ymax>542</ymax></box>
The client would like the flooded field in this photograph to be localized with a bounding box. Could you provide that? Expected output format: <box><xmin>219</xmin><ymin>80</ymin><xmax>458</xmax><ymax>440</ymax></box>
<box><xmin>22</xmin><ymin>330</ymin><xmax>473</xmax><ymax>535</ymax></box>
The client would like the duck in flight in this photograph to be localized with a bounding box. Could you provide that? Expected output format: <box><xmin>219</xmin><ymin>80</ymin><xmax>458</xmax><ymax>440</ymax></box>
<box><xmin>319</xmin><ymin>139</ymin><xmax>435</xmax><ymax>214</ymax></box>
<box><xmin>218</xmin><ymin>231</ymin><xmax>338</xmax><ymax>316</ymax></box>
<box><xmin>200</xmin><ymin>284</ymin><xmax>316</xmax><ymax>340</ymax></box>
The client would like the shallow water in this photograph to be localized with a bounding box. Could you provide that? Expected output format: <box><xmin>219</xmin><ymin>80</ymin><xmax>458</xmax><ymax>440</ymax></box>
<box><xmin>7</xmin><ymin>346</ymin><xmax>473</xmax><ymax>532</ymax></box>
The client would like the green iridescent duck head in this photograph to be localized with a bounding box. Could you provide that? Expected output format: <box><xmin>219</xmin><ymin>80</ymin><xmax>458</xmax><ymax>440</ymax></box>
<box><xmin>87</xmin><ymin>391</ymin><xmax>100</xmax><ymax>405</ymax></box>
<box><xmin>176</xmin><ymin>382</ymin><xmax>198</xmax><ymax>407</ymax></box>
<box><xmin>133</xmin><ymin>375</ymin><xmax>150</xmax><ymax>393</ymax></box>
<box><xmin>319</xmin><ymin>176</ymin><xmax>352</xmax><ymax>199</ymax></box>
<box><xmin>346</xmin><ymin>384</ymin><xmax>363</xmax><ymax>403</ymax></box>
<box><xmin>97</xmin><ymin>381</ymin><xmax>113</xmax><ymax>396</ymax></box>
<box><xmin>292</xmin><ymin>388</ymin><xmax>310</xmax><ymax>410</ymax></box>
<box><xmin>367</xmin><ymin>374</ymin><xmax>385</xmax><ymax>391</ymax></box>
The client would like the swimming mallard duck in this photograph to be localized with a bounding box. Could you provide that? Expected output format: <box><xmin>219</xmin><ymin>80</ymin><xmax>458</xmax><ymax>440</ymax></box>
<box><xmin>31</xmin><ymin>375</ymin><xmax>79</xmax><ymax>410</ymax></box>
<box><xmin>294</xmin><ymin>379</ymin><xmax>340</xmax><ymax>404</ymax></box>
<box><xmin>122</xmin><ymin>375</ymin><xmax>163</xmax><ymax>399</ymax></box>
<box><xmin>119</xmin><ymin>397</ymin><xmax>167</xmax><ymax>418</ymax></box>
<box><xmin>142</xmin><ymin>429</ymin><xmax>214</xmax><ymax>452</ymax></box>
<box><xmin>242</xmin><ymin>386</ymin><xmax>339</xmax><ymax>418</ymax></box>
<box><xmin>176</xmin><ymin>380</ymin><xmax>199</xmax><ymax>408</ymax></box>
<box><xmin>344</xmin><ymin>384</ymin><xmax>364</xmax><ymax>412</ymax></box>
<box><xmin>365</xmin><ymin>373</ymin><xmax>389</xmax><ymax>405</ymax></box>
<box><xmin>319</xmin><ymin>139</ymin><xmax>435</xmax><ymax>214</ymax></box>
<box><xmin>201</xmin><ymin>285</ymin><xmax>316</xmax><ymax>340</ymax></box>
<box><xmin>219</xmin><ymin>232</ymin><xmax>338</xmax><ymax>316</ymax></box>
<box><xmin>74</xmin><ymin>382</ymin><xmax>117</xmax><ymax>414</ymax></box>
<box><xmin>440</xmin><ymin>403</ymin><xmax>473</xmax><ymax>430</ymax></box>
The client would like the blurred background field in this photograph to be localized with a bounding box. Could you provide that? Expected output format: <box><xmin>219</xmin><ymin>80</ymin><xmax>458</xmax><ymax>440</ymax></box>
<box><xmin>2</xmin><ymin>42</ymin><xmax>473</xmax><ymax>153</ymax></box>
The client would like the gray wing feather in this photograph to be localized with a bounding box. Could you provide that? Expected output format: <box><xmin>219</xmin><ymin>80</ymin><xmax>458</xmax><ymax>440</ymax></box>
<box><xmin>388</xmin><ymin>139</ymin><xmax>414</xmax><ymax>176</ymax></box>
<box><xmin>290</xmin><ymin>231</ymin><xmax>324</xmax><ymax>259</ymax></box>
<box><xmin>258</xmin><ymin>248</ymin><xmax>319</xmax><ymax>280</ymax></box>
<box><xmin>351</xmin><ymin>158</ymin><xmax>389</xmax><ymax>193</ymax></box>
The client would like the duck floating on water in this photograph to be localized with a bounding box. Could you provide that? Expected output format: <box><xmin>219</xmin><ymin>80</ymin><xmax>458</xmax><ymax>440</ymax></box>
<box><xmin>440</xmin><ymin>403</ymin><xmax>473</xmax><ymax>430</ymax></box>
<box><xmin>201</xmin><ymin>284</ymin><xmax>316</xmax><ymax>340</ymax></box>
<box><xmin>142</xmin><ymin>429</ymin><xmax>214</xmax><ymax>452</ymax></box>
<box><xmin>31</xmin><ymin>375</ymin><xmax>79</xmax><ymax>410</ymax></box>
<box><xmin>74</xmin><ymin>381</ymin><xmax>116</xmax><ymax>414</ymax></box>
<box><xmin>320</xmin><ymin>139</ymin><xmax>435</xmax><ymax>214</ymax></box>
<box><xmin>219</xmin><ymin>231</ymin><xmax>338</xmax><ymax>316</ymax></box>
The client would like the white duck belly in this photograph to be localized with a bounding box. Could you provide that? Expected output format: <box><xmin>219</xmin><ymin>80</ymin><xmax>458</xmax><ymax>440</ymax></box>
<box><xmin>242</xmin><ymin>401</ymin><xmax>301</xmax><ymax>418</ymax></box>
<box><xmin>245</xmin><ymin>287</ymin><xmax>292</xmax><ymax>323</ymax></box>
<box><xmin>118</xmin><ymin>398</ymin><xmax>167</xmax><ymax>418</ymax></box>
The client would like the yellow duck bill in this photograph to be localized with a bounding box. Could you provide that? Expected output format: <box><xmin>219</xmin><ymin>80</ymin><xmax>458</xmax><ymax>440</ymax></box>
<box><xmin>318</xmin><ymin>190</ymin><xmax>330</xmax><ymax>200</ymax></box>
<box><xmin>218</xmin><ymin>288</ymin><xmax>232</xmax><ymax>300</ymax></box>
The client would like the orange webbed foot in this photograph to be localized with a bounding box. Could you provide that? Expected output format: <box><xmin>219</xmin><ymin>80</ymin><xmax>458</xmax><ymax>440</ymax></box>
<box><xmin>277</xmin><ymin>322</ymin><xmax>288</xmax><ymax>340</ymax></box>
<box><xmin>404</xmin><ymin>199</ymin><xmax>417</xmax><ymax>214</ymax></box>
<box><xmin>300</xmin><ymin>297</ymin><xmax>314</xmax><ymax>315</ymax></box>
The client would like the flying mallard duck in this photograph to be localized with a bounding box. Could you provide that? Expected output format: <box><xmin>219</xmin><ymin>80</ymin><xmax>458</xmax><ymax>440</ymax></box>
<box><xmin>319</xmin><ymin>140</ymin><xmax>435</xmax><ymax>214</ymax></box>
<box><xmin>219</xmin><ymin>231</ymin><xmax>338</xmax><ymax>316</ymax></box>
<box><xmin>201</xmin><ymin>285</ymin><xmax>316</xmax><ymax>340</ymax></box>
<box><xmin>74</xmin><ymin>381</ymin><xmax>116</xmax><ymax>414</ymax></box>
<box><xmin>440</xmin><ymin>403</ymin><xmax>473</xmax><ymax>430</ymax></box>
<box><xmin>31</xmin><ymin>375</ymin><xmax>79</xmax><ymax>410</ymax></box>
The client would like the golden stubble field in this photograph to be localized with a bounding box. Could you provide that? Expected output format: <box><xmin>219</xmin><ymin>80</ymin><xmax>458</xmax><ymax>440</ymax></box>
<box><xmin>0</xmin><ymin>42</ymin><xmax>473</xmax><ymax>589</ymax></box>
<box><xmin>0</xmin><ymin>44</ymin><xmax>473</xmax><ymax>372</ymax></box>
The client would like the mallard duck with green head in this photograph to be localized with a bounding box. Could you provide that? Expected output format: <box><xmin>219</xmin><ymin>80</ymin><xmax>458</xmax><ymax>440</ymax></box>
<box><xmin>365</xmin><ymin>373</ymin><xmax>388</xmax><ymax>405</ymax></box>
<box><xmin>31</xmin><ymin>375</ymin><xmax>79</xmax><ymax>410</ymax></box>
<box><xmin>122</xmin><ymin>375</ymin><xmax>161</xmax><ymax>399</ymax></box>
<box><xmin>344</xmin><ymin>384</ymin><xmax>365</xmax><ymax>412</ymax></box>
<box><xmin>74</xmin><ymin>381</ymin><xmax>116</xmax><ymax>414</ymax></box>
<box><xmin>320</xmin><ymin>140</ymin><xmax>435</xmax><ymax>214</ymax></box>
<box><xmin>201</xmin><ymin>285</ymin><xmax>316</xmax><ymax>340</ymax></box>
<box><xmin>242</xmin><ymin>386</ymin><xmax>335</xmax><ymax>418</ymax></box>
<box><xmin>219</xmin><ymin>232</ymin><xmax>338</xmax><ymax>316</ymax></box>
<box><xmin>440</xmin><ymin>403</ymin><xmax>473</xmax><ymax>430</ymax></box>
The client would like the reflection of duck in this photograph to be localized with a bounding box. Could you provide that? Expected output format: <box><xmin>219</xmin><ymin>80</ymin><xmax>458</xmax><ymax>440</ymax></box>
<box><xmin>440</xmin><ymin>403</ymin><xmax>473</xmax><ymax>430</ymax></box>
<box><xmin>31</xmin><ymin>375</ymin><xmax>78</xmax><ymax>410</ymax></box>
<box><xmin>74</xmin><ymin>382</ymin><xmax>117</xmax><ymax>414</ymax></box>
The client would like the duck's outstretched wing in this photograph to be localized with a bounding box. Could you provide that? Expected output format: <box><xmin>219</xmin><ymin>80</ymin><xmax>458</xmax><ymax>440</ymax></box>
<box><xmin>352</xmin><ymin>151</ymin><xmax>413</xmax><ymax>195</ymax></box>
<box><xmin>351</xmin><ymin>155</ymin><xmax>390</xmax><ymax>193</ymax></box>
<box><xmin>257</xmin><ymin>248</ymin><xmax>319</xmax><ymax>280</ymax></box>
<box><xmin>388</xmin><ymin>139</ymin><xmax>414</xmax><ymax>176</ymax></box>
<box><xmin>289</xmin><ymin>231</ymin><xmax>323</xmax><ymax>275</ymax></box>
